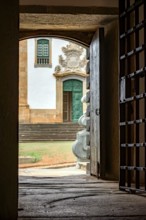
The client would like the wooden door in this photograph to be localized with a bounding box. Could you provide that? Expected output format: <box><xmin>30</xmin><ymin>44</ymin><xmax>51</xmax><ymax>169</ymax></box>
<box><xmin>90</xmin><ymin>28</ymin><xmax>104</xmax><ymax>177</ymax></box>
<box><xmin>72</xmin><ymin>91</ymin><xmax>82</xmax><ymax>122</ymax></box>
<box><xmin>72</xmin><ymin>80</ymin><xmax>83</xmax><ymax>122</ymax></box>
<box><xmin>63</xmin><ymin>91</ymin><xmax>72</xmax><ymax>122</ymax></box>
<box><xmin>63</xmin><ymin>79</ymin><xmax>83</xmax><ymax>122</ymax></box>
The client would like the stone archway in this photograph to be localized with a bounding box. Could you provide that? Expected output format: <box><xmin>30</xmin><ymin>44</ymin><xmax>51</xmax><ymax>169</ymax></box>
<box><xmin>0</xmin><ymin>1</ymin><xmax>120</xmax><ymax>218</ymax></box>
<box><xmin>19</xmin><ymin>38</ymin><xmax>87</xmax><ymax>124</ymax></box>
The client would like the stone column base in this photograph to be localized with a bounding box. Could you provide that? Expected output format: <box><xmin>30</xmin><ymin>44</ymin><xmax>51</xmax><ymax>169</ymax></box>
<box><xmin>19</xmin><ymin>104</ymin><xmax>30</xmax><ymax>123</ymax></box>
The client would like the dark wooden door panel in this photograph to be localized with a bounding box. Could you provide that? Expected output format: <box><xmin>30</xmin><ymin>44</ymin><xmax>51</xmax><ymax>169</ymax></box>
<box><xmin>63</xmin><ymin>91</ymin><xmax>72</xmax><ymax>122</ymax></box>
<box><xmin>90</xmin><ymin>28</ymin><xmax>104</xmax><ymax>177</ymax></box>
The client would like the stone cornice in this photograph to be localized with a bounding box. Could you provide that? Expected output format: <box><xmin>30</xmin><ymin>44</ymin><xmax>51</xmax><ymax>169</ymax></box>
<box><xmin>53</xmin><ymin>71</ymin><xmax>87</xmax><ymax>78</ymax></box>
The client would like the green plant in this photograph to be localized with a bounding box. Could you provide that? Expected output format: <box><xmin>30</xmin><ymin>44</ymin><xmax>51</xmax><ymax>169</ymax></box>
<box><xmin>28</xmin><ymin>152</ymin><xmax>42</xmax><ymax>163</ymax></box>
<box><xmin>19</xmin><ymin>141</ymin><xmax>76</xmax><ymax>165</ymax></box>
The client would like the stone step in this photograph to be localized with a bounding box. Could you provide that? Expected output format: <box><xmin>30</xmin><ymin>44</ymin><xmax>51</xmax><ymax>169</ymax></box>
<box><xmin>19</xmin><ymin>123</ymin><xmax>81</xmax><ymax>127</ymax></box>
<box><xmin>19</xmin><ymin>123</ymin><xmax>84</xmax><ymax>141</ymax></box>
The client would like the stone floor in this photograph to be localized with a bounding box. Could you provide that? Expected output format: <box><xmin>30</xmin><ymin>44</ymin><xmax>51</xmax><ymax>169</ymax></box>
<box><xmin>18</xmin><ymin>166</ymin><xmax>146</xmax><ymax>220</ymax></box>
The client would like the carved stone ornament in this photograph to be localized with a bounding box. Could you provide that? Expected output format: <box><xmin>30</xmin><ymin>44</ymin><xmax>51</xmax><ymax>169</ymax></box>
<box><xmin>55</xmin><ymin>43</ymin><xmax>87</xmax><ymax>73</ymax></box>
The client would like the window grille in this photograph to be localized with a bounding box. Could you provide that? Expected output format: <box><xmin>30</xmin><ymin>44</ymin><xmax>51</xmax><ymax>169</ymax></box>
<box><xmin>35</xmin><ymin>38</ymin><xmax>52</xmax><ymax>67</ymax></box>
<box><xmin>37</xmin><ymin>39</ymin><xmax>49</xmax><ymax>65</ymax></box>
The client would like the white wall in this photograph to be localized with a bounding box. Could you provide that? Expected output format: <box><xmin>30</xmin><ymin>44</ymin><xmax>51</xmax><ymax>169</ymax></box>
<box><xmin>27</xmin><ymin>38</ymin><xmax>86</xmax><ymax>109</ymax></box>
<box><xmin>27</xmin><ymin>38</ymin><xmax>66</xmax><ymax>109</ymax></box>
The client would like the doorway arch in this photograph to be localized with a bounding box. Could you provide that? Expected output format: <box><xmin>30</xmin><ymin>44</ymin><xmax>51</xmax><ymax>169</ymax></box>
<box><xmin>19</xmin><ymin>31</ymin><xmax>90</xmax><ymax>48</ymax></box>
<box><xmin>19</xmin><ymin>37</ymin><xmax>87</xmax><ymax>125</ymax></box>
<box><xmin>1</xmin><ymin>2</ymin><xmax>120</xmax><ymax>218</ymax></box>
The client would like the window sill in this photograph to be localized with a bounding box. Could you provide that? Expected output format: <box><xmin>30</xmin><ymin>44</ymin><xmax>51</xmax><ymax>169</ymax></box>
<box><xmin>34</xmin><ymin>63</ymin><xmax>52</xmax><ymax>68</ymax></box>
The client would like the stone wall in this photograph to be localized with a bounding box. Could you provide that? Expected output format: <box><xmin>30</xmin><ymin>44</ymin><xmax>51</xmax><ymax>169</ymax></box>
<box><xmin>19</xmin><ymin>40</ymin><xmax>30</xmax><ymax>123</ymax></box>
<box><xmin>29</xmin><ymin>109</ymin><xmax>62</xmax><ymax>123</ymax></box>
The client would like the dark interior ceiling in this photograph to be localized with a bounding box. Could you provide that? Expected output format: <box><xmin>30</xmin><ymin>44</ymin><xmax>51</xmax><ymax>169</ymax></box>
<box><xmin>19</xmin><ymin>2</ymin><xmax>118</xmax><ymax>45</ymax></box>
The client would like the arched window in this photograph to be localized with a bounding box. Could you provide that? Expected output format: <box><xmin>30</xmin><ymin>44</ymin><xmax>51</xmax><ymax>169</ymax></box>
<box><xmin>35</xmin><ymin>38</ymin><xmax>52</xmax><ymax>67</ymax></box>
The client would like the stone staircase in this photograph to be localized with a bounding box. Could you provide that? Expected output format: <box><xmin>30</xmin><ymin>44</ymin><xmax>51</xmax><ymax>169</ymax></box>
<box><xmin>19</xmin><ymin>123</ymin><xmax>84</xmax><ymax>142</ymax></box>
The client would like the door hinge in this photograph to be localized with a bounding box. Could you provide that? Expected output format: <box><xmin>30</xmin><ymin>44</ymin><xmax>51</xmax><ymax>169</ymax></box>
<box><xmin>97</xmin><ymin>162</ymin><xmax>100</xmax><ymax>178</ymax></box>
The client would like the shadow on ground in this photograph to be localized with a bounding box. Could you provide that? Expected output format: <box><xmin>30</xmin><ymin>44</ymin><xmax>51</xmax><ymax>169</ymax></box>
<box><xmin>18</xmin><ymin>166</ymin><xmax>146</xmax><ymax>220</ymax></box>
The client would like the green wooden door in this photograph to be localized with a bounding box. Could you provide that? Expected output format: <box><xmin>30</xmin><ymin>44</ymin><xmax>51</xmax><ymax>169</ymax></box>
<box><xmin>72</xmin><ymin>80</ymin><xmax>83</xmax><ymax>122</ymax></box>
<box><xmin>63</xmin><ymin>79</ymin><xmax>83</xmax><ymax>122</ymax></box>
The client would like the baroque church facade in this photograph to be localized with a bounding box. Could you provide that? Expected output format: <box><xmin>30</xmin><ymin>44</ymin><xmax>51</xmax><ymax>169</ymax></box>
<box><xmin>19</xmin><ymin>38</ymin><xmax>87</xmax><ymax>124</ymax></box>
